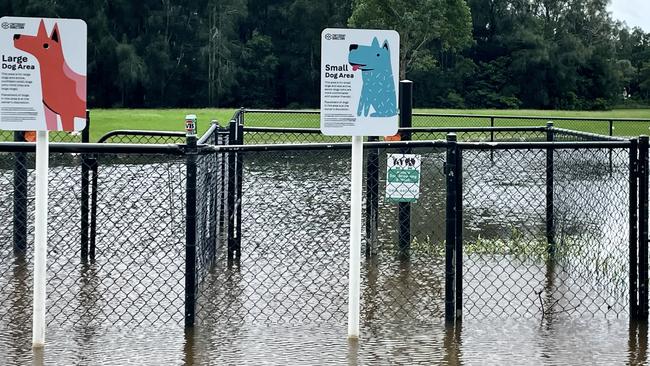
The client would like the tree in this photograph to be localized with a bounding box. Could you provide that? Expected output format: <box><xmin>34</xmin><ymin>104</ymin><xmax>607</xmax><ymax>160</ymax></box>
<box><xmin>115</xmin><ymin>41</ymin><xmax>147</xmax><ymax>106</ymax></box>
<box><xmin>348</xmin><ymin>0</ymin><xmax>473</xmax><ymax>79</ymax></box>
<box><xmin>203</xmin><ymin>0</ymin><xmax>247</xmax><ymax>107</ymax></box>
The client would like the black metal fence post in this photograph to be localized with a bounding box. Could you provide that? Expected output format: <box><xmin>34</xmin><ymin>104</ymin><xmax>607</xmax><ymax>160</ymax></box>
<box><xmin>81</xmin><ymin>110</ymin><xmax>90</xmax><ymax>263</ymax></box>
<box><xmin>546</xmin><ymin>121</ymin><xmax>555</xmax><ymax>256</ymax></box>
<box><xmin>490</xmin><ymin>117</ymin><xmax>495</xmax><ymax>163</ymax></box>
<box><xmin>227</xmin><ymin>119</ymin><xmax>237</xmax><ymax>266</ymax></box>
<box><xmin>398</xmin><ymin>80</ymin><xmax>413</xmax><ymax>257</ymax></box>
<box><xmin>630</xmin><ymin>138</ymin><xmax>639</xmax><ymax>318</ymax></box>
<box><xmin>639</xmin><ymin>135</ymin><xmax>649</xmax><ymax>320</ymax></box>
<box><xmin>208</xmin><ymin>120</ymin><xmax>219</xmax><ymax>259</ymax></box>
<box><xmin>184</xmin><ymin>116</ymin><xmax>198</xmax><ymax>327</ymax></box>
<box><xmin>89</xmin><ymin>157</ymin><xmax>98</xmax><ymax>262</ymax></box>
<box><xmin>445</xmin><ymin>133</ymin><xmax>458</xmax><ymax>324</ymax></box>
<box><xmin>365</xmin><ymin>136</ymin><xmax>379</xmax><ymax>258</ymax></box>
<box><xmin>218</xmin><ymin>127</ymin><xmax>227</xmax><ymax>235</ymax></box>
<box><xmin>454</xmin><ymin>143</ymin><xmax>463</xmax><ymax>321</ymax></box>
<box><xmin>13</xmin><ymin>131</ymin><xmax>28</xmax><ymax>255</ymax></box>
<box><xmin>235</xmin><ymin>110</ymin><xmax>244</xmax><ymax>262</ymax></box>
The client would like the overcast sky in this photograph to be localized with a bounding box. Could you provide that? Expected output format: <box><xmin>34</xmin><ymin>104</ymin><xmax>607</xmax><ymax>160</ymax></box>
<box><xmin>608</xmin><ymin>0</ymin><xmax>650</xmax><ymax>31</ymax></box>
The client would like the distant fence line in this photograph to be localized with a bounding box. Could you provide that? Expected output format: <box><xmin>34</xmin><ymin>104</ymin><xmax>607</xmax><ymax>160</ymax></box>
<box><xmin>238</xmin><ymin>108</ymin><xmax>650</xmax><ymax>141</ymax></box>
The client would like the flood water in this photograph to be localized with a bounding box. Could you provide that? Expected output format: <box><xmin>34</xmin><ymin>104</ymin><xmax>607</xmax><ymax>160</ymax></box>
<box><xmin>0</xmin><ymin>146</ymin><xmax>640</xmax><ymax>365</ymax></box>
<box><xmin>0</xmin><ymin>318</ymin><xmax>645</xmax><ymax>365</ymax></box>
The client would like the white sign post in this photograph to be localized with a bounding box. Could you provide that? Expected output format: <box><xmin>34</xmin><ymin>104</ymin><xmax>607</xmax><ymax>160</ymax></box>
<box><xmin>321</xmin><ymin>28</ymin><xmax>399</xmax><ymax>339</ymax></box>
<box><xmin>0</xmin><ymin>16</ymin><xmax>87</xmax><ymax>348</ymax></box>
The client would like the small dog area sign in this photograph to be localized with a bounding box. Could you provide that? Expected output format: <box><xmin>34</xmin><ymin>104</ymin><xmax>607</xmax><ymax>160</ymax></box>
<box><xmin>0</xmin><ymin>17</ymin><xmax>86</xmax><ymax>131</ymax></box>
<box><xmin>320</xmin><ymin>28</ymin><xmax>399</xmax><ymax>136</ymax></box>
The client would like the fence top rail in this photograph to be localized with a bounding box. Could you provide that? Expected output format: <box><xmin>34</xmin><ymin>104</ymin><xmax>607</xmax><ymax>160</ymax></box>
<box><xmin>458</xmin><ymin>140</ymin><xmax>633</xmax><ymax>150</ymax></box>
<box><xmin>199</xmin><ymin>140</ymin><xmax>450</xmax><ymax>153</ymax></box>
<box><xmin>243</xmin><ymin>108</ymin><xmax>650</xmax><ymax>123</ymax></box>
<box><xmin>0</xmin><ymin>142</ymin><xmax>185</xmax><ymax>155</ymax></box>
<box><xmin>98</xmin><ymin>130</ymin><xmax>186</xmax><ymax>143</ymax></box>
<box><xmin>242</xmin><ymin>126</ymin><xmax>548</xmax><ymax>134</ymax></box>
<box><xmin>552</xmin><ymin>127</ymin><xmax>629</xmax><ymax>141</ymax></box>
<box><xmin>198</xmin><ymin>138</ymin><xmax>634</xmax><ymax>153</ymax></box>
<box><xmin>197</xmin><ymin>122</ymin><xmax>224</xmax><ymax>144</ymax></box>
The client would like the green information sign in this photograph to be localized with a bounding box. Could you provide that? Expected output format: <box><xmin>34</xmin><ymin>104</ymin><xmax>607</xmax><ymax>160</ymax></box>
<box><xmin>385</xmin><ymin>154</ymin><xmax>421</xmax><ymax>203</ymax></box>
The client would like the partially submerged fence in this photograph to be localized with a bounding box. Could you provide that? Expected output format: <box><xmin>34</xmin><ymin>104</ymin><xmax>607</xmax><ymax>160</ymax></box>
<box><xmin>0</xmin><ymin>115</ymin><xmax>648</xmax><ymax>338</ymax></box>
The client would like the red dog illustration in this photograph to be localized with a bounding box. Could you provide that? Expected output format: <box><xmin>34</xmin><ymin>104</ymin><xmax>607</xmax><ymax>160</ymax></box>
<box><xmin>13</xmin><ymin>20</ymin><xmax>86</xmax><ymax>131</ymax></box>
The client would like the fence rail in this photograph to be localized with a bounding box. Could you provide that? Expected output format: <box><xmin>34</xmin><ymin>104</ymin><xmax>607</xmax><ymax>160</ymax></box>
<box><xmin>242</xmin><ymin>109</ymin><xmax>650</xmax><ymax>138</ymax></box>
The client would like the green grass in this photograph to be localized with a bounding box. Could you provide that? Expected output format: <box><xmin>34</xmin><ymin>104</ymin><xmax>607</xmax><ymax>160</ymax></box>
<box><xmin>80</xmin><ymin>108</ymin><xmax>650</xmax><ymax>142</ymax></box>
<box><xmin>87</xmin><ymin>108</ymin><xmax>238</xmax><ymax>142</ymax></box>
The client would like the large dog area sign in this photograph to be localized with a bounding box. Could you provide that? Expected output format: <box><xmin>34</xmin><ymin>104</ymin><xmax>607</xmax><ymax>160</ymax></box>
<box><xmin>0</xmin><ymin>16</ymin><xmax>86</xmax><ymax>348</ymax></box>
<box><xmin>320</xmin><ymin>28</ymin><xmax>399</xmax><ymax>136</ymax></box>
<box><xmin>0</xmin><ymin>17</ymin><xmax>87</xmax><ymax>132</ymax></box>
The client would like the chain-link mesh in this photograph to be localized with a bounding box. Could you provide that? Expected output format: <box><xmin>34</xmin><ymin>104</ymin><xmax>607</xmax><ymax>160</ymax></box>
<box><xmin>194</xmin><ymin>148</ymin><xmax>350</xmax><ymax>325</ymax></box>
<box><xmin>0</xmin><ymin>150</ymin><xmax>186</xmax><ymax>333</ymax></box>
<box><xmin>412</xmin><ymin>114</ymin><xmax>492</xmax><ymax>128</ymax></box>
<box><xmin>0</xmin><ymin>124</ymin><xmax>642</xmax><ymax>348</ymax></box>
<box><xmin>98</xmin><ymin>132</ymin><xmax>186</xmax><ymax>144</ymax></box>
<box><xmin>460</xmin><ymin>146</ymin><xmax>631</xmax><ymax>319</ymax></box>
<box><xmin>193</xmin><ymin>144</ymin><xmax>453</xmax><ymax>327</ymax></box>
<box><xmin>243</xmin><ymin>129</ymin><xmax>349</xmax><ymax>144</ymax></box>
<box><xmin>410</xmin><ymin>128</ymin><xmax>547</xmax><ymax>142</ymax></box>
<box><xmin>89</xmin><ymin>153</ymin><xmax>186</xmax><ymax>327</ymax></box>
<box><xmin>194</xmin><ymin>149</ymin><xmax>228</xmax><ymax>292</ymax></box>
<box><xmin>242</xmin><ymin>127</ymin><xmax>549</xmax><ymax>145</ymax></box>
<box><xmin>243</xmin><ymin>110</ymin><xmax>320</xmax><ymax>128</ymax></box>
<box><xmin>362</xmin><ymin>146</ymin><xmax>447</xmax><ymax>324</ymax></box>
<box><xmin>612</xmin><ymin>121</ymin><xmax>650</xmax><ymax>137</ymax></box>
<box><xmin>412</xmin><ymin>114</ymin><xmax>616</xmax><ymax>135</ymax></box>
<box><xmin>0</xmin><ymin>130</ymin><xmax>84</xmax><ymax>143</ymax></box>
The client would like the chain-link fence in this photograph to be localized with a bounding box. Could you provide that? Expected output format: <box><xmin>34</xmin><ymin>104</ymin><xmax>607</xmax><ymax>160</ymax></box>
<box><xmin>243</xmin><ymin>110</ymin><xmax>650</xmax><ymax>139</ymax></box>
<box><xmin>459</xmin><ymin>145</ymin><xmax>632</xmax><ymax>320</ymax></box>
<box><xmin>0</xmin><ymin>130</ymin><xmax>84</xmax><ymax>143</ymax></box>
<box><xmin>0</xmin><ymin>145</ymin><xmax>187</xmax><ymax>334</ymax></box>
<box><xmin>0</xmin><ymin>124</ymin><xmax>646</xmax><ymax>342</ymax></box>
<box><xmin>97</xmin><ymin>130</ymin><xmax>187</xmax><ymax>144</ymax></box>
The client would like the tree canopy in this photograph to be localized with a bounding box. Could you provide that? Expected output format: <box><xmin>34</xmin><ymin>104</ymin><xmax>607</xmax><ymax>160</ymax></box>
<box><xmin>2</xmin><ymin>0</ymin><xmax>649</xmax><ymax>110</ymax></box>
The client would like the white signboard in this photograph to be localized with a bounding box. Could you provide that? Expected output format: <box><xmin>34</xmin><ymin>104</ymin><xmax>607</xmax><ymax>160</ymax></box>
<box><xmin>320</xmin><ymin>28</ymin><xmax>399</xmax><ymax>136</ymax></box>
<box><xmin>0</xmin><ymin>17</ymin><xmax>87</xmax><ymax>131</ymax></box>
<box><xmin>386</xmin><ymin>154</ymin><xmax>421</xmax><ymax>203</ymax></box>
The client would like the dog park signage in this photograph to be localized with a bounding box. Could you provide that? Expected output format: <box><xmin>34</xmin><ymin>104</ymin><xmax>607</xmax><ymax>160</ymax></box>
<box><xmin>320</xmin><ymin>28</ymin><xmax>399</xmax><ymax>136</ymax></box>
<box><xmin>386</xmin><ymin>154</ymin><xmax>421</xmax><ymax>203</ymax></box>
<box><xmin>0</xmin><ymin>17</ymin><xmax>86</xmax><ymax>131</ymax></box>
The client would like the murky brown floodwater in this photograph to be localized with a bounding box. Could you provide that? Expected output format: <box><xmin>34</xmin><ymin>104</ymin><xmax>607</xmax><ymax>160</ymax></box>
<box><xmin>0</xmin><ymin>318</ymin><xmax>645</xmax><ymax>365</ymax></box>
<box><xmin>0</xmin><ymin>146</ymin><xmax>638</xmax><ymax>365</ymax></box>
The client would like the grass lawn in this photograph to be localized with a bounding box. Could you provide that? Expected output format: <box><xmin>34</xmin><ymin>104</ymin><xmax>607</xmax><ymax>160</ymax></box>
<box><xmin>77</xmin><ymin>108</ymin><xmax>650</xmax><ymax>141</ymax></box>
<box><xmin>87</xmin><ymin>108</ymin><xmax>238</xmax><ymax>142</ymax></box>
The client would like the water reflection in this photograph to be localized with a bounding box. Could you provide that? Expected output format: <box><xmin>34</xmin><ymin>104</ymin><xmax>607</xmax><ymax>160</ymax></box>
<box><xmin>176</xmin><ymin>319</ymin><xmax>648</xmax><ymax>365</ymax></box>
<box><xmin>629</xmin><ymin>320</ymin><xmax>648</xmax><ymax>365</ymax></box>
<box><xmin>32</xmin><ymin>347</ymin><xmax>43</xmax><ymax>366</ymax></box>
<box><xmin>443</xmin><ymin>324</ymin><xmax>462</xmax><ymax>365</ymax></box>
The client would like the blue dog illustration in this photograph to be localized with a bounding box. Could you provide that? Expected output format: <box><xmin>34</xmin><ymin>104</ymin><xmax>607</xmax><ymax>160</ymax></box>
<box><xmin>348</xmin><ymin>37</ymin><xmax>397</xmax><ymax>117</ymax></box>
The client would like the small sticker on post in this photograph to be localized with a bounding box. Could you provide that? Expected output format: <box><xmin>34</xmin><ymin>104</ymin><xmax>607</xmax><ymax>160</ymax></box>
<box><xmin>185</xmin><ymin>114</ymin><xmax>197</xmax><ymax>137</ymax></box>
